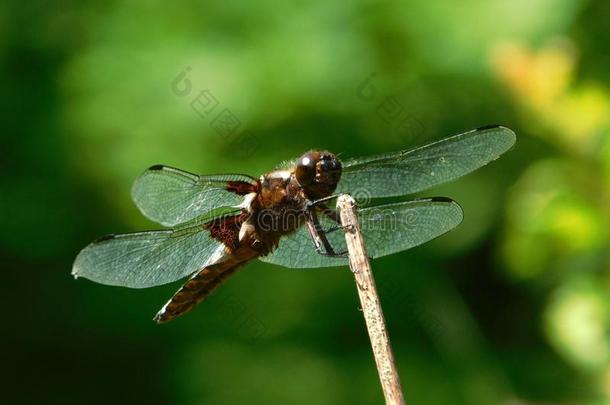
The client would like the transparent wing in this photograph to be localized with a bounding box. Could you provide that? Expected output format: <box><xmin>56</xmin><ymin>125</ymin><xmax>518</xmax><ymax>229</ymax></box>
<box><xmin>260</xmin><ymin>198</ymin><xmax>463</xmax><ymax>269</ymax></box>
<box><xmin>131</xmin><ymin>165</ymin><xmax>257</xmax><ymax>227</ymax></box>
<box><xmin>336</xmin><ymin>126</ymin><xmax>516</xmax><ymax>198</ymax></box>
<box><xmin>260</xmin><ymin>212</ymin><xmax>346</xmax><ymax>269</ymax></box>
<box><xmin>72</xmin><ymin>214</ymin><xmax>235</xmax><ymax>288</ymax></box>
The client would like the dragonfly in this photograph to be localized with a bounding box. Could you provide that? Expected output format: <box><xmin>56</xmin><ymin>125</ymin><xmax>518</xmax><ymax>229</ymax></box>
<box><xmin>72</xmin><ymin>125</ymin><xmax>515</xmax><ymax>323</ymax></box>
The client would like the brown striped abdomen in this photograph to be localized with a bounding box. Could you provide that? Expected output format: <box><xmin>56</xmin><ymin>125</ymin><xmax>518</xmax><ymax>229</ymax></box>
<box><xmin>153</xmin><ymin>251</ymin><xmax>259</xmax><ymax>324</ymax></box>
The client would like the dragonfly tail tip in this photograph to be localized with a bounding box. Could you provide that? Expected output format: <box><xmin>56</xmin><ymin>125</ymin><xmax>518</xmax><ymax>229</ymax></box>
<box><xmin>153</xmin><ymin>309</ymin><xmax>169</xmax><ymax>324</ymax></box>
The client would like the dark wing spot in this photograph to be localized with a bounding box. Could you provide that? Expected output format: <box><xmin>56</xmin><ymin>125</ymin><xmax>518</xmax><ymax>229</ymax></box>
<box><xmin>203</xmin><ymin>212</ymin><xmax>250</xmax><ymax>251</ymax></box>
<box><xmin>148</xmin><ymin>164</ymin><xmax>165</xmax><ymax>171</ymax></box>
<box><xmin>226</xmin><ymin>180</ymin><xmax>258</xmax><ymax>195</ymax></box>
<box><xmin>427</xmin><ymin>196</ymin><xmax>455</xmax><ymax>203</ymax></box>
<box><xmin>93</xmin><ymin>234</ymin><xmax>116</xmax><ymax>243</ymax></box>
<box><xmin>476</xmin><ymin>124</ymin><xmax>501</xmax><ymax>131</ymax></box>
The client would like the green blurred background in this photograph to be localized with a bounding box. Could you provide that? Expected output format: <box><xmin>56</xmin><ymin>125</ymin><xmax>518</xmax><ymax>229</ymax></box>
<box><xmin>2</xmin><ymin>0</ymin><xmax>610</xmax><ymax>404</ymax></box>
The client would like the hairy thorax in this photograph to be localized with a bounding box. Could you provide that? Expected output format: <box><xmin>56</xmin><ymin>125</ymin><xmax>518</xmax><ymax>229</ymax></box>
<box><xmin>239</xmin><ymin>170</ymin><xmax>308</xmax><ymax>255</ymax></box>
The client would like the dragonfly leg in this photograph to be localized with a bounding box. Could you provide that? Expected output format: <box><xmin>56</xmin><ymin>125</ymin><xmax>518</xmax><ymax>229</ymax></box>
<box><xmin>316</xmin><ymin>203</ymin><xmax>354</xmax><ymax>234</ymax></box>
<box><xmin>306</xmin><ymin>193</ymin><xmax>344</xmax><ymax>209</ymax></box>
<box><xmin>305</xmin><ymin>208</ymin><xmax>348</xmax><ymax>258</ymax></box>
<box><xmin>322</xmin><ymin>224</ymin><xmax>352</xmax><ymax>234</ymax></box>
<box><xmin>319</xmin><ymin>250</ymin><xmax>349</xmax><ymax>258</ymax></box>
<box><xmin>318</xmin><ymin>203</ymin><xmax>371</xmax><ymax>261</ymax></box>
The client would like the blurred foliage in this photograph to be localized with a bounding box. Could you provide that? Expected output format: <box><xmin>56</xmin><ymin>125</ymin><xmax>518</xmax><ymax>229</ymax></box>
<box><xmin>2</xmin><ymin>0</ymin><xmax>610</xmax><ymax>404</ymax></box>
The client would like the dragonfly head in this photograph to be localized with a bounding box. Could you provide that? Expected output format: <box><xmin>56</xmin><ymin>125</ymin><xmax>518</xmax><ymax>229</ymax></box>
<box><xmin>295</xmin><ymin>150</ymin><xmax>342</xmax><ymax>199</ymax></box>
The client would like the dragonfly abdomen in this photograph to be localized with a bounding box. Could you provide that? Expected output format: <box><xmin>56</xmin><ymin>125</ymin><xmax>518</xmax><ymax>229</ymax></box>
<box><xmin>153</xmin><ymin>246</ymin><xmax>260</xmax><ymax>323</ymax></box>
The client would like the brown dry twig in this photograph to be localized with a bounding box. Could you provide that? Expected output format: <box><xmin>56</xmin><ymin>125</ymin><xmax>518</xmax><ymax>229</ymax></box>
<box><xmin>337</xmin><ymin>194</ymin><xmax>406</xmax><ymax>405</ymax></box>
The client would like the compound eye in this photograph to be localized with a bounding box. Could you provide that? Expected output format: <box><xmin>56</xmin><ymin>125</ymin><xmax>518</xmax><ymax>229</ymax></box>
<box><xmin>318</xmin><ymin>154</ymin><xmax>342</xmax><ymax>185</ymax></box>
<box><xmin>295</xmin><ymin>152</ymin><xmax>318</xmax><ymax>186</ymax></box>
<box><xmin>321</xmin><ymin>156</ymin><xmax>341</xmax><ymax>172</ymax></box>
